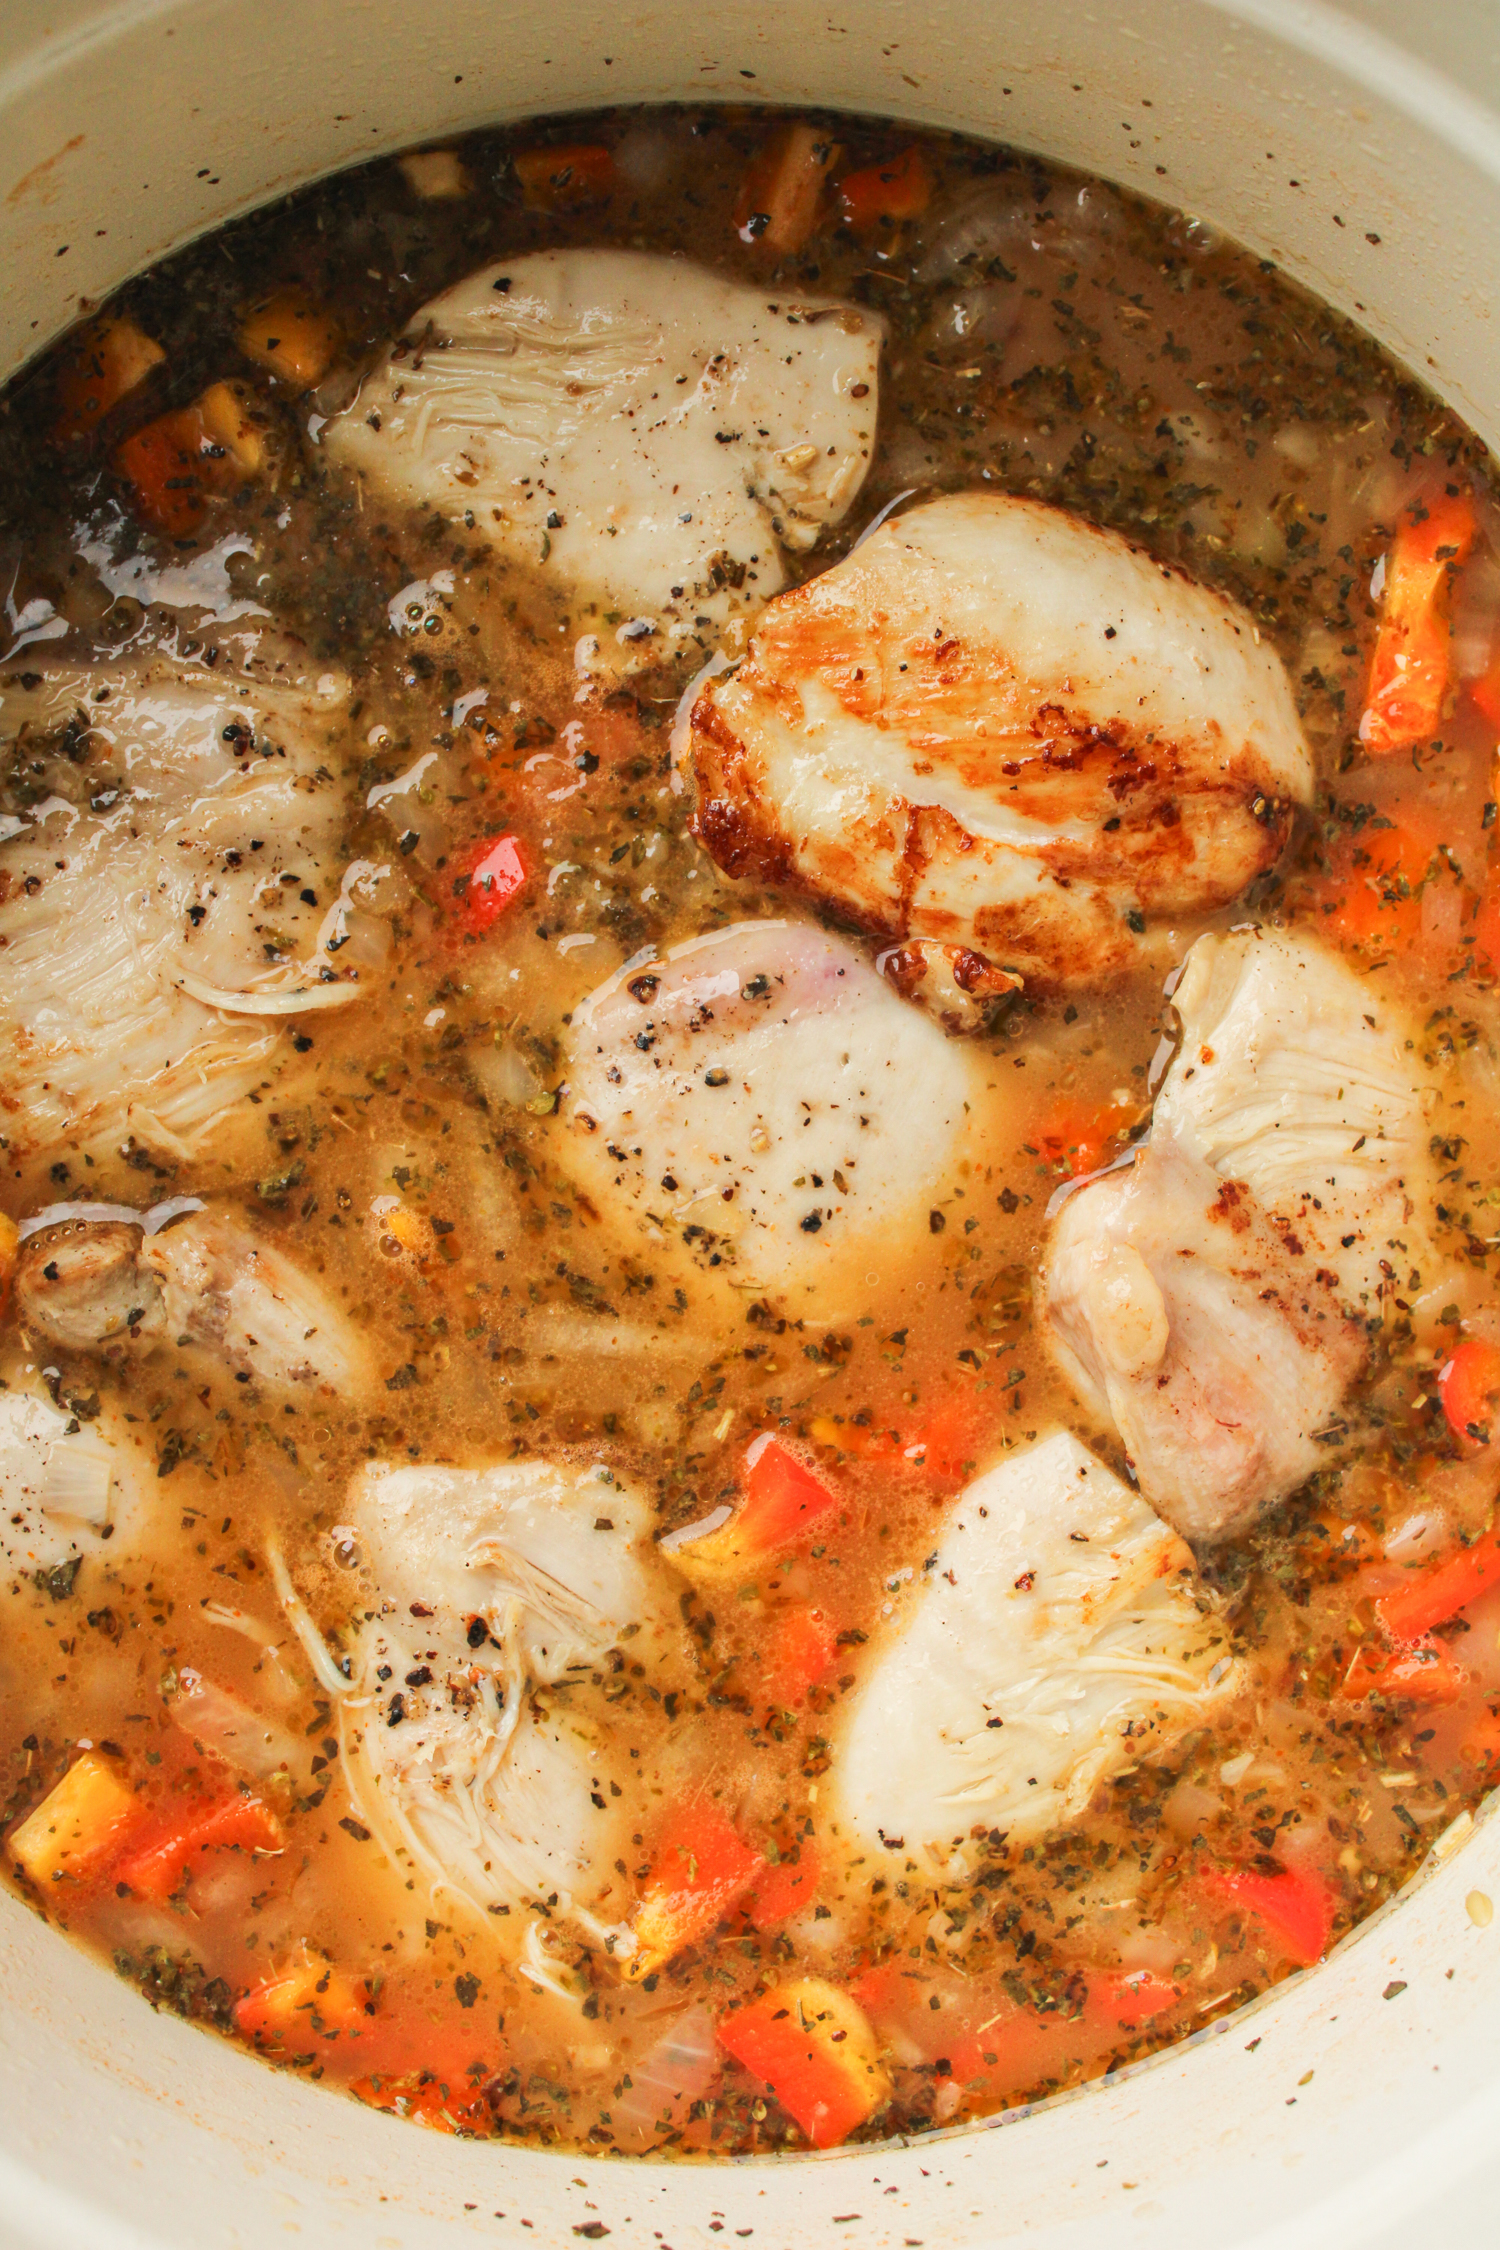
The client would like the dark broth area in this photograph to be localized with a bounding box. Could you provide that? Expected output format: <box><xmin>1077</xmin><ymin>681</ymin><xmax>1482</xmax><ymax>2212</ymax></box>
<box><xmin>2</xmin><ymin>104</ymin><xmax>1500</xmax><ymax>2155</ymax></box>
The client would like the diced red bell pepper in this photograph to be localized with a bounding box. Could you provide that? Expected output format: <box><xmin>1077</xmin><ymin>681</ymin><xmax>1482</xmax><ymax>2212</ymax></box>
<box><xmin>116</xmin><ymin>1790</ymin><xmax>283</xmax><ymax>1900</ymax></box>
<box><xmin>732</xmin><ymin>125</ymin><xmax>843</xmax><ymax>254</ymax></box>
<box><xmin>1359</xmin><ymin>490</ymin><xmax>1476</xmax><ymax>756</ymax></box>
<box><xmin>629</xmin><ymin>1803</ymin><xmax>762</xmax><ymax>1976</ymax></box>
<box><xmin>836</xmin><ymin>147</ymin><xmax>932</xmax><ymax>231</ymax></box>
<box><xmin>459</xmin><ymin>832</ymin><xmax>528</xmax><ymax>934</ymax></box>
<box><xmin>717</xmin><ymin>1978</ymin><xmax>888</xmax><ymax>2148</ymax></box>
<box><xmin>747</xmin><ymin>1848</ymin><xmax>823</xmax><ymax>1932</ymax></box>
<box><xmin>1342</xmin><ymin>1636</ymin><xmax>1467</xmax><ymax>1705</ymax></box>
<box><xmin>1086</xmin><ymin>1969</ymin><xmax>1179</xmax><ymax>2031</ymax></box>
<box><xmin>1318</xmin><ymin>801</ymin><xmax>1444</xmax><ymax>959</ymax></box>
<box><xmin>1376</xmin><ymin>1518</ymin><xmax>1500</xmax><ymax>1643</ymax></box>
<box><xmin>1202</xmin><ymin>1861</ymin><xmax>1335</xmax><ymax>1967</ymax></box>
<box><xmin>764</xmin><ymin>1606</ymin><xmax>837</xmax><ymax>1709</ymax></box>
<box><xmin>1436</xmin><ymin>1338</ymin><xmax>1500</xmax><ymax>1449</ymax></box>
<box><xmin>514</xmin><ymin>143</ymin><xmax>616</xmax><ymax>209</ymax></box>
<box><xmin>666</xmin><ymin>1437</ymin><xmax>841</xmax><ymax>1582</ymax></box>
<box><xmin>1034</xmin><ymin>1098</ymin><xmax>1138</xmax><ymax>1179</ymax></box>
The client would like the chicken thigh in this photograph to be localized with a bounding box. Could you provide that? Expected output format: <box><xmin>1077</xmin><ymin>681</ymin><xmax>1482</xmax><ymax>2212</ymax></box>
<box><xmin>323</xmin><ymin>249</ymin><xmax>882</xmax><ymax>643</ymax></box>
<box><xmin>0</xmin><ymin>658</ymin><xmax>384</xmax><ymax>1186</ymax></box>
<box><xmin>1044</xmin><ymin>929</ymin><xmax>1438</xmax><ymax>1540</ymax></box>
<box><xmin>561</xmin><ymin>919</ymin><xmax>980</xmax><ymax>1319</ymax></box>
<box><xmin>685</xmin><ymin>493</ymin><xmax>1313</xmax><ymax>989</ymax></box>
<box><xmin>833</xmin><ymin>1431</ymin><xmax>1240</xmax><ymax>1878</ymax></box>
<box><xmin>337</xmin><ymin>1458</ymin><xmax>671</xmax><ymax>1951</ymax></box>
<box><xmin>13</xmin><ymin>1205</ymin><xmax>365</xmax><ymax>1392</ymax></box>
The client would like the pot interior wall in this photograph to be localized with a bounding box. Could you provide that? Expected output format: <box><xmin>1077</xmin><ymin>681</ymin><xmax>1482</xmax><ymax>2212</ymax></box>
<box><xmin>2</xmin><ymin>4</ymin><xmax>1500</xmax><ymax>2246</ymax></box>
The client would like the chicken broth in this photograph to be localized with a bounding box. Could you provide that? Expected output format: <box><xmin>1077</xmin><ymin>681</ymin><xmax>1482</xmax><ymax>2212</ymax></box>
<box><xmin>2</xmin><ymin>104</ymin><xmax>1500</xmax><ymax>2156</ymax></box>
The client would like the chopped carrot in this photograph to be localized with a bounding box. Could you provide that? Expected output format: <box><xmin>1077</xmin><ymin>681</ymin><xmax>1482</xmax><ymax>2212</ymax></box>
<box><xmin>9</xmin><ymin>1752</ymin><xmax>143</xmax><ymax>1885</ymax></box>
<box><xmin>1359</xmin><ymin>489</ymin><xmax>1477</xmax><ymax>756</ymax></box>
<box><xmin>514</xmin><ymin>143</ymin><xmax>617</xmax><ymax>210</ymax></box>
<box><xmin>115</xmin><ymin>1790</ymin><xmax>282</xmax><ymax>1901</ymax></box>
<box><xmin>458</xmin><ymin>833</ymin><xmax>528</xmax><ymax>935</ymax></box>
<box><xmin>237</xmin><ymin>291</ymin><xmax>338</xmax><ymax>390</ymax></box>
<box><xmin>1034</xmin><ymin>1097</ymin><xmax>1138</xmax><ymax>1178</ymax></box>
<box><xmin>628</xmin><ymin>1803</ymin><xmax>762</xmax><ymax>1977</ymax></box>
<box><xmin>1342</xmin><ymin>1637</ymin><xmax>1467</xmax><ymax>1705</ymax></box>
<box><xmin>1376</xmin><ymin>1520</ymin><xmax>1500</xmax><ymax>1643</ymax></box>
<box><xmin>733</xmin><ymin>124</ymin><xmax>843</xmax><ymax>255</ymax></box>
<box><xmin>1202</xmin><ymin>1861</ymin><xmax>1334</xmax><ymax>1967</ymax></box>
<box><xmin>234</xmin><ymin>1959</ymin><xmax>372</xmax><ymax>2047</ymax></box>
<box><xmin>717</xmin><ymin>1978</ymin><xmax>889</xmax><ymax>2148</ymax></box>
<box><xmin>763</xmin><ymin>1606</ymin><xmax>837</xmax><ymax>1709</ymax></box>
<box><xmin>52</xmin><ymin>315</ymin><xmax>164</xmax><ymax>444</ymax></box>
<box><xmin>1436</xmin><ymin>1338</ymin><xmax>1500</xmax><ymax>1448</ymax></box>
<box><xmin>666</xmin><ymin>1437</ymin><xmax>840</xmax><ymax>1582</ymax></box>
<box><xmin>747</xmin><ymin>1848</ymin><xmax>823</xmax><ymax>1932</ymax></box>
<box><xmin>836</xmin><ymin>147</ymin><xmax>931</xmax><ymax>232</ymax></box>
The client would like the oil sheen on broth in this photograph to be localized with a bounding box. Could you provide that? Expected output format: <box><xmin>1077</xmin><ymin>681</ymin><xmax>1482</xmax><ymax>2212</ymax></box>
<box><xmin>2</xmin><ymin>107</ymin><xmax>1500</xmax><ymax>2158</ymax></box>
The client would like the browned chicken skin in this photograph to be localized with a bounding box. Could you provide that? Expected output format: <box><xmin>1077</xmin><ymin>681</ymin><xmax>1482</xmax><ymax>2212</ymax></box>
<box><xmin>686</xmin><ymin>492</ymin><xmax>1314</xmax><ymax>990</ymax></box>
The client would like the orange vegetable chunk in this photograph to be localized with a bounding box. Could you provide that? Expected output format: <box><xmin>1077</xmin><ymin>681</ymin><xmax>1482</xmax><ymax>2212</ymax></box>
<box><xmin>629</xmin><ymin>1803</ymin><xmax>762</xmax><ymax>1976</ymax></box>
<box><xmin>1376</xmin><ymin>1519</ymin><xmax>1500</xmax><ymax>1643</ymax></box>
<box><xmin>514</xmin><ymin>143</ymin><xmax>617</xmax><ymax>210</ymax></box>
<box><xmin>1203</xmin><ymin>1860</ymin><xmax>1334</xmax><ymax>1967</ymax></box>
<box><xmin>1035</xmin><ymin>1097</ymin><xmax>1137</xmax><ymax>1179</ymax></box>
<box><xmin>747</xmin><ymin>1849</ymin><xmax>823</xmax><ymax>1932</ymax></box>
<box><xmin>238</xmin><ymin>291</ymin><xmax>338</xmax><ymax>390</ymax></box>
<box><xmin>52</xmin><ymin>314</ymin><xmax>164</xmax><ymax>443</ymax></box>
<box><xmin>717</xmin><ymin>1978</ymin><xmax>889</xmax><ymax>2148</ymax></box>
<box><xmin>1436</xmin><ymin>1338</ymin><xmax>1500</xmax><ymax>1449</ymax></box>
<box><xmin>732</xmin><ymin>124</ymin><xmax>842</xmax><ymax>254</ymax></box>
<box><xmin>116</xmin><ymin>1790</ymin><xmax>283</xmax><ymax>1901</ymax></box>
<box><xmin>666</xmin><ymin>1437</ymin><xmax>840</xmax><ymax>1583</ymax></box>
<box><xmin>460</xmin><ymin>833</ymin><xmax>528</xmax><ymax>935</ymax></box>
<box><xmin>114</xmin><ymin>408</ymin><xmax>215</xmax><ymax>537</ymax></box>
<box><xmin>234</xmin><ymin>1959</ymin><xmax>372</xmax><ymax>2047</ymax></box>
<box><xmin>764</xmin><ymin>1605</ymin><xmax>837</xmax><ymax>1708</ymax></box>
<box><xmin>9</xmin><ymin>1752</ymin><xmax>143</xmax><ymax>1885</ymax></box>
<box><xmin>1343</xmin><ymin>1636</ymin><xmax>1467</xmax><ymax>1705</ymax></box>
<box><xmin>836</xmin><ymin>147</ymin><xmax>932</xmax><ymax>232</ymax></box>
<box><xmin>1359</xmin><ymin>489</ymin><xmax>1476</xmax><ymax>756</ymax></box>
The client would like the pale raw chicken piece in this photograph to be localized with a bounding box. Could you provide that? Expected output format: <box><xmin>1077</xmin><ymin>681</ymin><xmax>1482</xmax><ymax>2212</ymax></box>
<box><xmin>322</xmin><ymin>250</ymin><xmax>882</xmax><ymax>641</ymax></box>
<box><xmin>1045</xmin><ymin>929</ymin><xmax>1438</xmax><ymax>1541</ymax></box>
<box><xmin>560</xmin><ymin>920</ymin><xmax>979</xmax><ymax>1317</ymax></box>
<box><xmin>13</xmin><ymin>1205</ymin><xmax>365</xmax><ymax>1393</ymax></box>
<box><xmin>0</xmin><ymin>658</ymin><xmax>389</xmax><ymax>1185</ymax></box>
<box><xmin>833</xmin><ymin>1431</ymin><xmax>1240</xmax><ymax>1877</ymax></box>
<box><xmin>338</xmin><ymin>1458</ymin><xmax>669</xmax><ymax>1950</ymax></box>
<box><xmin>0</xmin><ymin>1383</ymin><xmax>153</xmax><ymax>1583</ymax></box>
<box><xmin>686</xmin><ymin>493</ymin><xmax>1313</xmax><ymax>990</ymax></box>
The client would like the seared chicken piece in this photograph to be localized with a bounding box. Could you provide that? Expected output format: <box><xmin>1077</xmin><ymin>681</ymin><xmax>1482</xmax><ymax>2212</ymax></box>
<box><xmin>0</xmin><ymin>659</ymin><xmax>386</xmax><ymax>1184</ymax></box>
<box><xmin>1045</xmin><ymin>930</ymin><xmax>1438</xmax><ymax>1540</ymax></box>
<box><xmin>561</xmin><ymin>919</ymin><xmax>979</xmax><ymax>1318</ymax></box>
<box><xmin>323</xmin><ymin>250</ymin><xmax>882</xmax><ymax>640</ymax></box>
<box><xmin>339</xmin><ymin>1458</ymin><xmax>670</xmax><ymax>1944</ymax></box>
<box><xmin>834</xmin><ymin>1431</ymin><xmax>1240</xmax><ymax>1877</ymax></box>
<box><xmin>685</xmin><ymin>494</ymin><xmax>1313</xmax><ymax>988</ymax></box>
<box><xmin>14</xmin><ymin>1207</ymin><xmax>364</xmax><ymax>1392</ymax></box>
<box><xmin>0</xmin><ymin>1383</ymin><xmax>151</xmax><ymax>1581</ymax></box>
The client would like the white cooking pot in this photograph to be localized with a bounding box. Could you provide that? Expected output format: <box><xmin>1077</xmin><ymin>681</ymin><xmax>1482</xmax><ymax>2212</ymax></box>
<box><xmin>1</xmin><ymin>3</ymin><xmax>1498</xmax><ymax>2243</ymax></box>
